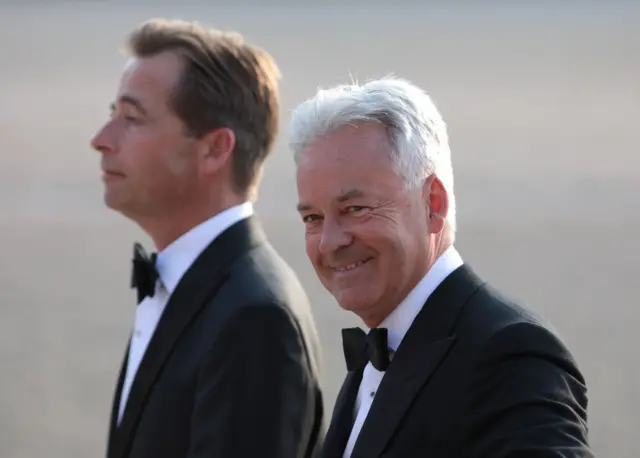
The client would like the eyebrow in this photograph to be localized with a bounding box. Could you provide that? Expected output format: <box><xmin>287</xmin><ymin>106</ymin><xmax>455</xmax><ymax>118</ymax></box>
<box><xmin>336</xmin><ymin>188</ymin><xmax>365</xmax><ymax>203</ymax></box>
<box><xmin>296</xmin><ymin>188</ymin><xmax>366</xmax><ymax>212</ymax></box>
<box><xmin>109</xmin><ymin>95</ymin><xmax>148</xmax><ymax>116</ymax></box>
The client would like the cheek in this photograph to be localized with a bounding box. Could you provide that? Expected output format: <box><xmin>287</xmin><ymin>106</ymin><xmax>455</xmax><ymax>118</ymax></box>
<box><xmin>155</xmin><ymin>141</ymin><xmax>197</xmax><ymax>183</ymax></box>
<box><xmin>121</xmin><ymin>132</ymin><xmax>160</xmax><ymax>169</ymax></box>
<box><xmin>350</xmin><ymin>219</ymin><xmax>393</xmax><ymax>254</ymax></box>
<box><xmin>305</xmin><ymin>235</ymin><xmax>321</xmax><ymax>267</ymax></box>
<box><xmin>164</xmin><ymin>153</ymin><xmax>194</xmax><ymax>178</ymax></box>
<box><xmin>352</xmin><ymin>221</ymin><xmax>407</xmax><ymax>273</ymax></box>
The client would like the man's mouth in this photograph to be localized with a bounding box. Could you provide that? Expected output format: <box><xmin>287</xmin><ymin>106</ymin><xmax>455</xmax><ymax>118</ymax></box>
<box><xmin>332</xmin><ymin>258</ymin><xmax>373</xmax><ymax>273</ymax></box>
<box><xmin>102</xmin><ymin>169</ymin><xmax>126</xmax><ymax>179</ymax></box>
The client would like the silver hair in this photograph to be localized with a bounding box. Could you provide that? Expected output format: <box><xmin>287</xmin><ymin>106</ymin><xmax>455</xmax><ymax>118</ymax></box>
<box><xmin>287</xmin><ymin>76</ymin><xmax>457</xmax><ymax>233</ymax></box>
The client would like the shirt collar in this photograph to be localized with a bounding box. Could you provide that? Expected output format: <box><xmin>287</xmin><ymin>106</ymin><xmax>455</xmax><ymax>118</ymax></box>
<box><xmin>154</xmin><ymin>202</ymin><xmax>254</xmax><ymax>294</ymax></box>
<box><xmin>378</xmin><ymin>245</ymin><xmax>464</xmax><ymax>351</ymax></box>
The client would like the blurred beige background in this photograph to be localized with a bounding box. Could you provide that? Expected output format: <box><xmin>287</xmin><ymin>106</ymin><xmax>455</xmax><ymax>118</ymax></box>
<box><xmin>1</xmin><ymin>2</ymin><xmax>638</xmax><ymax>457</ymax></box>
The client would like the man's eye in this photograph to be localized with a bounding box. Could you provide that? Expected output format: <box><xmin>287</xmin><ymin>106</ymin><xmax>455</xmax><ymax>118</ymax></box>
<box><xmin>302</xmin><ymin>214</ymin><xmax>321</xmax><ymax>223</ymax></box>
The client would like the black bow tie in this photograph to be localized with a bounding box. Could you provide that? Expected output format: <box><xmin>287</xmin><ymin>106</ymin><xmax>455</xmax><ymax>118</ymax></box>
<box><xmin>342</xmin><ymin>327</ymin><xmax>392</xmax><ymax>372</ymax></box>
<box><xmin>131</xmin><ymin>242</ymin><xmax>158</xmax><ymax>304</ymax></box>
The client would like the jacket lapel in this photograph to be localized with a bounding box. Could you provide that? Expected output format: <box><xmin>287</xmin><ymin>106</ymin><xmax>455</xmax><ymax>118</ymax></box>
<box><xmin>351</xmin><ymin>265</ymin><xmax>484</xmax><ymax>458</ymax></box>
<box><xmin>322</xmin><ymin>368</ymin><xmax>364</xmax><ymax>458</ymax></box>
<box><xmin>111</xmin><ymin>216</ymin><xmax>266</xmax><ymax>458</ymax></box>
<box><xmin>107</xmin><ymin>340</ymin><xmax>129</xmax><ymax>458</ymax></box>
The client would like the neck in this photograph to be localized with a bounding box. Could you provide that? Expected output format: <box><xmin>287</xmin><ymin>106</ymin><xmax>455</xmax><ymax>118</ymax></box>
<box><xmin>136</xmin><ymin>193</ymin><xmax>245</xmax><ymax>252</ymax></box>
<box><xmin>429</xmin><ymin>230</ymin><xmax>453</xmax><ymax>267</ymax></box>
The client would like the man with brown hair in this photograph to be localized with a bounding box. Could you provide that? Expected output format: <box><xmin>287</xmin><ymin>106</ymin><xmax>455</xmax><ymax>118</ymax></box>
<box><xmin>91</xmin><ymin>18</ymin><xmax>324</xmax><ymax>458</ymax></box>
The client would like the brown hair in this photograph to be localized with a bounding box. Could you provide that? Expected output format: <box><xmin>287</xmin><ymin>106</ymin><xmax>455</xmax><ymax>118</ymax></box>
<box><xmin>126</xmin><ymin>18</ymin><xmax>281</xmax><ymax>196</ymax></box>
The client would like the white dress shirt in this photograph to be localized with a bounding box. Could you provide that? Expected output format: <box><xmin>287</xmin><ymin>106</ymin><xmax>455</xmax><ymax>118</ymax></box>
<box><xmin>342</xmin><ymin>246</ymin><xmax>464</xmax><ymax>458</ymax></box>
<box><xmin>117</xmin><ymin>202</ymin><xmax>254</xmax><ymax>424</ymax></box>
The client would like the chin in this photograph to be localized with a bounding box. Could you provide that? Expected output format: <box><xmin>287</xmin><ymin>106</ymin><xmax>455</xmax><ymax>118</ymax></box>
<box><xmin>104</xmin><ymin>194</ymin><xmax>123</xmax><ymax>211</ymax></box>
<box><xmin>333</xmin><ymin>289</ymin><xmax>375</xmax><ymax>315</ymax></box>
<box><xmin>103</xmin><ymin>193</ymin><xmax>116</xmax><ymax>209</ymax></box>
<box><xmin>104</xmin><ymin>193</ymin><xmax>134</xmax><ymax>218</ymax></box>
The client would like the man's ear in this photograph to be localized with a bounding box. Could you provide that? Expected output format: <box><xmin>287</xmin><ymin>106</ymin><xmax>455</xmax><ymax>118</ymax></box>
<box><xmin>199</xmin><ymin>127</ymin><xmax>235</xmax><ymax>175</ymax></box>
<box><xmin>422</xmin><ymin>174</ymin><xmax>448</xmax><ymax>234</ymax></box>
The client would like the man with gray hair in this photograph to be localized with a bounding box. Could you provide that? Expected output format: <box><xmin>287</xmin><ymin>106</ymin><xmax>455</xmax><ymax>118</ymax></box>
<box><xmin>289</xmin><ymin>77</ymin><xmax>592</xmax><ymax>457</ymax></box>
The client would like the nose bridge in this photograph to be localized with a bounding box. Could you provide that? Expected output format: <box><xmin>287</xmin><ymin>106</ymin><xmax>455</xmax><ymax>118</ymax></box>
<box><xmin>318</xmin><ymin>216</ymin><xmax>351</xmax><ymax>254</ymax></box>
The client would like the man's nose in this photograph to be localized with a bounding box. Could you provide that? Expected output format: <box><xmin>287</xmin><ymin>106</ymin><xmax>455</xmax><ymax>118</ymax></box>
<box><xmin>90</xmin><ymin>122</ymin><xmax>116</xmax><ymax>155</ymax></box>
<box><xmin>318</xmin><ymin>218</ymin><xmax>353</xmax><ymax>255</ymax></box>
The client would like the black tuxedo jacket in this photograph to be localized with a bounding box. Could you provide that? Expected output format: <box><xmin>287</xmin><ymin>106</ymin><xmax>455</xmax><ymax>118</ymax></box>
<box><xmin>106</xmin><ymin>216</ymin><xmax>324</xmax><ymax>458</ymax></box>
<box><xmin>323</xmin><ymin>265</ymin><xmax>593</xmax><ymax>458</ymax></box>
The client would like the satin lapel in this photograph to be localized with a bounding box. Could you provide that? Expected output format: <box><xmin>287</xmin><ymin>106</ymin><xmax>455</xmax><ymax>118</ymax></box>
<box><xmin>351</xmin><ymin>265</ymin><xmax>484</xmax><ymax>458</ymax></box>
<box><xmin>112</xmin><ymin>217</ymin><xmax>266</xmax><ymax>458</ymax></box>
<box><xmin>322</xmin><ymin>368</ymin><xmax>364</xmax><ymax>458</ymax></box>
<box><xmin>106</xmin><ymin>339</ymin><xmax>129</xmax><ymax>458</ymax></box>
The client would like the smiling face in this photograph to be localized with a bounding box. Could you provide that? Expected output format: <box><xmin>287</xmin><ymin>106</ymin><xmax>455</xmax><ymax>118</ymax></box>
<box><xmin>296</xmin><ymin>123</ymin><xmax>446</xmax><ymax>326</ymax></box>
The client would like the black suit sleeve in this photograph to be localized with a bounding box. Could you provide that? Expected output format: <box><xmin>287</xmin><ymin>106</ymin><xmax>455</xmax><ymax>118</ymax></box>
<box><xmin>460</xmin><ymin>322</ymin><xmax>594</xmax><ymax>457</ymax></box>
<box><xmin>186</xmin><ymin>303</ymin><xmax>317</xmax><ymax>458</ymax></box>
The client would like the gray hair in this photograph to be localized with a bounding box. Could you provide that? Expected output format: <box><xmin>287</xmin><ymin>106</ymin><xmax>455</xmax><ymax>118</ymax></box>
<box><xmin>287</xmin><ymin>76</ymin><xmax>457</xmax><ymax>233</ymax></box>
